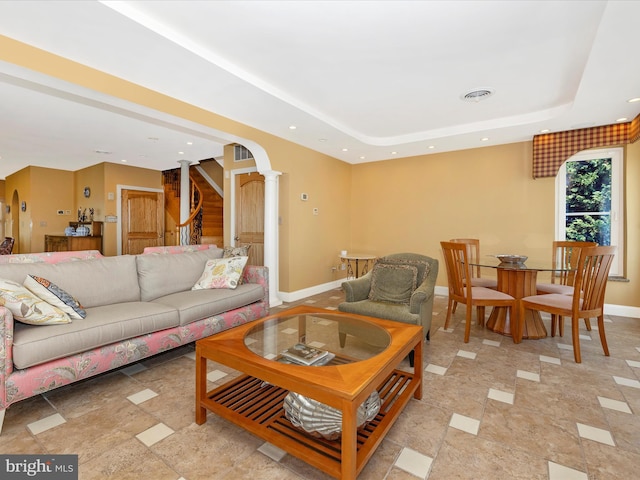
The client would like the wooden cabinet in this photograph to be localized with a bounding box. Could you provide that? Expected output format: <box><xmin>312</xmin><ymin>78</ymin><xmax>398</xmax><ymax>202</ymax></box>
<box><xmin>45</xmin><ymin>221</ymin><xmax>103</xmax><ymax>253</ymax></box>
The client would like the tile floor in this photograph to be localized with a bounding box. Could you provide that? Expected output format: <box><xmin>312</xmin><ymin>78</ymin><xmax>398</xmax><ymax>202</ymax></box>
<box><xmin>1</xmin><ymin>289</ymin><xmax>639</xmax><ymax>479</ymax></box>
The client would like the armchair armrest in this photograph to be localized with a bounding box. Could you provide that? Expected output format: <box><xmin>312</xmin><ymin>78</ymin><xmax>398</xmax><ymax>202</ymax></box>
<box><xmin>341</xmin><ymin>272</ymin><xmax>373</xmax><ymax>302</ymax></box>
<box><xmin>410</xmin><ymin>262</ymin><xmax>438</xmax><ymax>314</ymax></box>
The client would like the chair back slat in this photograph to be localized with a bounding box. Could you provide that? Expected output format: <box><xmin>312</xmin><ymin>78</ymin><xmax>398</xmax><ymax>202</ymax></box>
<box><xmin>572</xmin><ymin>245</ymin><xmax>616</xmax><ymax>311</ymax></box>
<box><xmin>450</xmin><ymin>238</ymin><xmax>481</xmax><ymax>279</ymax></box>
<box><xmin>551</xmin><ymin>240</ymin><xmax>597</xmax><ymax>285</ymax></box>
<box><xmin>441</xmin><ymin>241</ymin><xmax>472</xmax><ymax>302</ymax></box>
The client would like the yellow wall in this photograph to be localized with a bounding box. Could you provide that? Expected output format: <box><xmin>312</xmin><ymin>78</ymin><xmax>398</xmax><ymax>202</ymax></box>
<box><xmin>0</xmin><ymin>35</ymin><xmax>637</xmax><ymax>308</ymax></box>
<box><xmin>350</xmin><ymin>141</ymin><xmax>639</xmax><ymax>307</ymax></box>
<box><xmin>5</xmin><ymin>167</ymin><xmax>31</xmax><ymax>254</ymax></box>
<box><xmin>6</xmin><ymin>162</ymin><xmax>160</xmax><ymax>256</ymax></box>
<box><xmin>198</xmin><ymin>159</ymin><xmax>224</xmax><ymax>187</ymax></box>
<box><xmin>6</xmin><ymin>166</ymin><xmax>75</xmax><ymax>253</ymax></box>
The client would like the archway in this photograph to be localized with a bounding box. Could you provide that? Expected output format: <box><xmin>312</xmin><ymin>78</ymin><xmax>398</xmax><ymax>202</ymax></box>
<box><xmin>10</xmin><ymin>190</ymin><xmax>20</xmax><ymax>254</ymax></box>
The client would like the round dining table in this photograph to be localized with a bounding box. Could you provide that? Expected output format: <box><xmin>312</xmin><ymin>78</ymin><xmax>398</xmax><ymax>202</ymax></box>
<box><xmin>470</xmin><ymin>258</ymin><xmax>571</xmax><ymax>340</ymax></box>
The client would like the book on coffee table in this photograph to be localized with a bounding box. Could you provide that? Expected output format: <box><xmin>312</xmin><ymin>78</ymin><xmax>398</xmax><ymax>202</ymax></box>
<box><xmin>281</xmin><ymin>343</ymin><xmax>329</xmax><ymax>365</ymax></box>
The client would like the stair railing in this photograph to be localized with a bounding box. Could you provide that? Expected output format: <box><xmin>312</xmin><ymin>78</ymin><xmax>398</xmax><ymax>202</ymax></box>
<box><xmin>175</xmin><ymin>174</ymin><xmax>204</xmax><ymax>245</ymax></box>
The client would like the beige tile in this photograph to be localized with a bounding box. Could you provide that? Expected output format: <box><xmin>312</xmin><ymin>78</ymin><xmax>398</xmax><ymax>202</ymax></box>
<box><xmin>80</xmin><ymin>438</ymin><xmax>179</xmax><ymax>480</ymax></box>
<box><xmin>151</xmin><ymin>420</ymin><xmax>263</xmax><ymax>479</ymax></box>
<box><xmin>480</xmin><ymin>401</ymin><xmax>584</xmax><ymax>471</ymax></box>
<box><xmin>428</xmin><ymin>428</ymin><xmax>548</xmax><ymax>480</ymax></box>
<box><xmin>2</xmin><ymin>289</ymin><xmax>639</xmax><ymax>480</ymax></box>
<box><xmin>43</xmin><ymin>371</ymin><xmax>143</xmax><ymax>419</ymax></box>
<box><xmin>582</xmin><ymin>437</ymin><xmax>640</xmax><ymax>479</ymax></box>
<box><xmin>33</xmin><ymin>401</ymin><xmax>160</xmax><ymax>463</ymax></box>
<box><xmin>385</xmin><ymin>400</ymin><xmax>450</xmax><ymax>457</ymax></box>
<box><xmin>219</xmin><ymin>449</ymin><xmax>306</xmax><ymax>480</ymax></box>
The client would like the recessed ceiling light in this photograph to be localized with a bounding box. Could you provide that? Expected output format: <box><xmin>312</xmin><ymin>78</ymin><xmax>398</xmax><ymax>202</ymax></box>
<box><xmin>342</xmin><ymin>148</ymin><xmax>348</xmax><ymax>152</ymax></box>
<box><xmin>289</xmin><ymin>125</ymin><xmax>297</xmax><ymax>130</ymax></box>
<box><xmin>391</xmin><ymin>151</ymin><xmax>397</xmax><ymax>155</ymax></box>
<box><xmin>121</xmin><ymin>159</ymin><xmax>127</xmax><ymax>163</ymax></box>
<box><xmin>428</xmin><ymin>145</ymin><xmax>435</xmax><ymax>149</ymax></box>
<box><xmin>616</xmin><ymin>117</ymin><xmax>628</xmax><ymax>122</ymax></box>
<box><xmin>461</xmin><ymin>88</ymin><xmax>494</xmax><ymax>102</ymax></box>
<box><xmin>481</xmin><ymin>137</ymin><xmax>489</xmax><ymax>142</ymax></box>
<box><xmin>178</xmin><ymin>151</ymin><xmax>184</xmax><ymax>155</ymax></box>
<box><xmin>318</xmin><ymin>138</ymin><xmax>327</xmax><ymax>142</ymax></box>
<box><xmin>540</xmin><ymin>129</ymin><xmax>550</xmax><ymax>133</ymax></box>
<box><xmin>186</xmin><ymin>141</ymin><xmax>193</xmax><ymax>145</ymax></box>
<box><xmin>359</xmin><ymin>156</ymin><xmax>365</xmax><ymax>160</ymax></box>
<box><xmin>627</xmin><ymin>97</ymin><xmax>640</xmax><ymax>103</ymax></box>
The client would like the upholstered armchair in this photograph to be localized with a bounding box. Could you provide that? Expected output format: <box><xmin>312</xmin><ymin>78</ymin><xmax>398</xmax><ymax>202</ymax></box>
<box><xmin>338</xmin><ymin>253</ymin><xmax>438</xmax><ymax>365</ymax></box>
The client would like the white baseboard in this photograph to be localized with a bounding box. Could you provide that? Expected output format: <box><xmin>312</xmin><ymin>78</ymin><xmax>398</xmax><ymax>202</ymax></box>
<box><xmin>278</xmin><ymin>280</ymin><xmax>344</xmax><ymax>304</ymax></box>
<box><xmin>279</xmin><ymin>283</ymin><xmax>640</xmax><ymax>319</ymax></box>
<box><xmin>433</xmin><ymin>285</ymin><xmax>639</xmax><ymax>318</ymax></box>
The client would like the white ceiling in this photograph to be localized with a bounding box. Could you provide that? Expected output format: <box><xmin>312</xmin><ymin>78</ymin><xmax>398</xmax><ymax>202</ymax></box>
<box><xmin>0</xmin><ymin>0</ymin><xmax>639</xmax><ymax>180</ymax></box>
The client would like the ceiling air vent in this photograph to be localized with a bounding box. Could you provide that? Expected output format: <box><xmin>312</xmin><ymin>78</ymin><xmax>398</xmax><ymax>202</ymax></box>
<box><xmin>461</xmin><ymin>88</ymin><xmax>494</xmax><ymax>102</ymax></box>
<box><xmin>234</xmin><ymin>144</ymin><xmax>254</xmax><ymax>162</ymax></box>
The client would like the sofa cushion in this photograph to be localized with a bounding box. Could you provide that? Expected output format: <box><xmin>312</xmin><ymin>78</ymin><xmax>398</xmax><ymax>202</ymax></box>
<box><xmin>223</xmin><ymin>246</ymin><xmax>251</xmax><ymax>284</ymax></box>
<box><xmin>24</xmin><ymin>274</ymin><xmax>86</xmax><ymax>319</ymax></box>
<box><xmin>152</xmin><ymin>283</ymin><xmax>264</xmax><ymax>326</ymax></box>
<box><xmin>368</xmin><ymin>263</ymin><xmax>418</xmax><ymax>304</ymax></box>
<box><xmin>0</xmin><ymin>255</ymin><xmax>140</xmax><ymax>308</ymax></box>
<box><xmin>223</xmin><ymin>245</ymin><xmax>251</xmax><ymax>257</ymax></box>
<box><xmin>0</xmin><ymin>278</ymin><xmax>71</xmax><ymax>325</ymax></box>
<box><xmin>192</xmin><ymin>256</ymin><xmax>248</xmax><ymax>290</ymax></box>
<box><xmin>12</xmin><ymin>301</ymin><xmax>180</xmax><ymax>369</ymax></box>
<box><xmin>136</xmin><ymin>249</ymin><xmax>224</xmax><ymax>301</ymax></box>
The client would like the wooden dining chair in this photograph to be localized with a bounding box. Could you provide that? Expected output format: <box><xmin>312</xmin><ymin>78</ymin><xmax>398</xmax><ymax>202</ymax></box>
<box><xmin>518</xmin><ymin>245</ymin><xmax>615</xmax><ymax>363</ymax></box>
<box><xmin>536</xmin><ymin>240</ymin><xmax>597</xmax><ymax>335</ymax></box>
<box><xmin>441</xmin><ymin>241</ymin><xmax>516</xmax><ymax>343</ymax></box>
<box><xmin>448</xmin><ymin>238</ymin><xmax>497</xmax><ymax>321</ymax></box>
<box><xmin>449</xmin><ymin>238</ymin><xmax>497</xmax><ymax>288</ymax></box>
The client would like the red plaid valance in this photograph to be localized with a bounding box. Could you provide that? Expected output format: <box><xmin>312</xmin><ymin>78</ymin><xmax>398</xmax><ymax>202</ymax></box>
<box><xmin>532</xmin><ymin>113</ymin><xmax>640</xmax><ymax>178</ymax></box>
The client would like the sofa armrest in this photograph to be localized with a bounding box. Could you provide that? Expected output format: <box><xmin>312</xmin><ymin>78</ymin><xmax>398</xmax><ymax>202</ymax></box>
<box><xmin>0</xmin><ymin>306</ymin><xmax>15</xmax><ymax>409</ymax></box>
<box><xmin>243</xmin><ymin>265</ymin><xmax>270</xmax><ymax>304</ymax></box>
<box><xmin>341</xmin><ymin>272</ymin><xmax>373</xmax><ymax>302</ymax></box>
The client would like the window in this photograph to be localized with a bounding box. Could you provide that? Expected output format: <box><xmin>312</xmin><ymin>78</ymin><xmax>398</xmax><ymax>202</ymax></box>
<box><xmin>556</xmin><ymin>147</ymin><xmax>624</xmax><ymax>276</ymax></box>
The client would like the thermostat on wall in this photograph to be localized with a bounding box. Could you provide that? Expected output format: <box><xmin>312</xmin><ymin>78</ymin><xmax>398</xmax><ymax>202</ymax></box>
<box><xmin>301</xmin><ymin>193</ymin><xmax>309</xmax><ymax>201</ymax></box>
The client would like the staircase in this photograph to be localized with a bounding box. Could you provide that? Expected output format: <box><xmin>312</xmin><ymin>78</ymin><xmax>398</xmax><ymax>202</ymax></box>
<box><xmin>163</xmin><ymin>164</ymin><xmax>223</xmax><ymax>245</ymax></box>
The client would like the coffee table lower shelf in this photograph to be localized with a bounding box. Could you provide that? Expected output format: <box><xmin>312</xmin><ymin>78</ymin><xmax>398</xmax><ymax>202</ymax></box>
<box><xmin>198</xmin><ymin>369</ymin><xmax>418</xmax><ymax>479</ymax></box>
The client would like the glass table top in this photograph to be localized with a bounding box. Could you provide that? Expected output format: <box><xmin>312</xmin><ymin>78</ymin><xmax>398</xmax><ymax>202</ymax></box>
<box><xmin>244</xmin><ymin>311</ymin><xmax>391</xmax><ymax>366</ymax></box>
<box><xmin>470</xmin><ymin>256</ymin><xmax>572</xmax><ymax>272</ymax></box>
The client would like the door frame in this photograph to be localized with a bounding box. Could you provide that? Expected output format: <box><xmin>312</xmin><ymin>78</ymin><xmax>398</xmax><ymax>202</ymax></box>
<box><xmin>229</xmin><ymin>166</ymin><xmax>258</xmax><ymax>249</ymax></box>
<box><xmin>116</xmin><ymin>184</ymin><xmax>164</xmax><ymax>255</ymax></box>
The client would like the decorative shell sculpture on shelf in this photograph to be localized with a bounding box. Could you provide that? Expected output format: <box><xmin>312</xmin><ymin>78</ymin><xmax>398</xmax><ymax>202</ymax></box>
<box><xmin>283</xmin><ymin>390</ymin><xmax>381</xmax><ymax>440</ymax></box>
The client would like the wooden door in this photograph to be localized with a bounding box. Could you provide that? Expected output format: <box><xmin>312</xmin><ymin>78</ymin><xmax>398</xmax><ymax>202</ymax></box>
<box><xmin>121</xmin><ymin>189</ymin><xmax>164</xmax><ymax>254</ymax></box>
<box><xmin>235</xmin><ymin>173</ymin><xmax>264</xmax><ymax>265</ymax></box>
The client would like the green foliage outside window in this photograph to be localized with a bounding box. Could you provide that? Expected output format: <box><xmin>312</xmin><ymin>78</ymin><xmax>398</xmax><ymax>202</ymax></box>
<box><xmin>565</xmin><ymin>158</ymin><xmax>611</xmax><ymax>245</ymax></box>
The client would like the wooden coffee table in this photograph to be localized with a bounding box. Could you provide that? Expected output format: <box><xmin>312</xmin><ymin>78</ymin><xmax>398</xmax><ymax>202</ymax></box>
<box><xmin>195</xmin><ymin>305</ymin><xmax>423</xmax><ymax>480</ymax></box>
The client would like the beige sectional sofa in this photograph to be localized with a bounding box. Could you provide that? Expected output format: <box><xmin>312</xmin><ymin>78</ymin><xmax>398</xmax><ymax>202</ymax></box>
<box><xmin>0</xmin><ymin>246</ymin><xmax>269</xmax><ymax>433</ymax></box>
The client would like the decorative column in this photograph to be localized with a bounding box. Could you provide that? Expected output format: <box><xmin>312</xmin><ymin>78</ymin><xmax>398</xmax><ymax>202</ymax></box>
<box><xmin>263</xmin><ymin>170</ymin><xmax>282</xmax><ymax>306</ymax></box>
<box><xmin>178</xmin><ymin>160</ymin><xmax>191</xmax><ymax>245</ymax></box>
